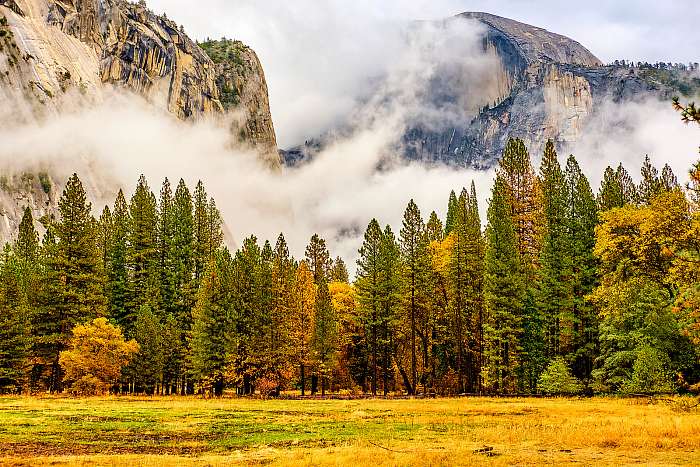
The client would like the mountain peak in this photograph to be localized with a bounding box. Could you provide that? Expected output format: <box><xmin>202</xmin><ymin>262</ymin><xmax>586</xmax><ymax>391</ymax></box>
<box><xmin>457</xmin><ymin>11</ymin><xmax>602</xmax><ymax>67</ymax></box>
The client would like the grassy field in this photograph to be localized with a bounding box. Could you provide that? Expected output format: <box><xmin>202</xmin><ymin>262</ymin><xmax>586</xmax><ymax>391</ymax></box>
<box><xmin>0</xmin><ymin>396</ymin><xmax>699</xmax><ymax>466</ymax></box>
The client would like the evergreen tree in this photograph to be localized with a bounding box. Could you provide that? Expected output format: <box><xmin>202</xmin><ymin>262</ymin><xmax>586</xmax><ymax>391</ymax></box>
<box><xmin>193</xmin><ymin>181</ymin><xmax>211</xmax><ymax>283</ymax></box>
<box><xmin>127</xmin><ymin>175</ymin><xmax>159</xmax><ymax>330</ymax></box>
<box><xmin>0</xmin><ymin>246</ymin><xmax>31</xmax><ymax>392</ymax></box>
<box><xmin>312</xmin><ymin>278</ymin><xmax>336</xmax><ymax>396</ymax></box>
<box><xmin>639</xmin><ymin>155</ymin><xmax>662</xmax><ymax>203</ymax></box>
<box><xmin>108</xmin><ymin>190</ymin><xmax>130</xmax><ymax>330</ymax></box>
<box><xmin>445</xmin><ymin>190</ymin><xmax>458</xmax><ymax>234</ymax></box>
<box><xmin>356</xmin><ymin>219</ymin><xmax>383</xmax><ymax>395</ymax></box>
<box><xmin>305</xmin><ymin>234</ymin><xmax>331</xmax><ymax>285</ymax></box>
<box><xmin>399</xmin><ymin>200</ymin><xmax>431</xmax><ymax>394</ymax></box>
<box><xmin>191</xmin><ymin>249</ymin><xmax>233</xmax><ymax>396</ymax></box>
<box><xmin>536</xmin><ymin>141</ymin><xmax>572</xmax><ymax>366</ymax></box>
<box><xmin>15</xmin><ymin>207</ymin><xmax>39</xmax><ymax>269</ymax></box>
<box><xmin>157</xmin><ymin>178</ymin><xmax>175</xmax><ymax>317</ymax></box>
<box><xmin>330</xmin><ymin>256</ymin><xmax>349</xmax><ymax>283</ymax></box>
<box><xmin>378</xmin><ymin>225</ymin><xmax>401</xmax><ymax>395</ymax></box>
<box><xmin>426</xmin><ymin>211</ymin><xmax>444</xmax><ymax>243</ymax></box>
<box><xmin>565</xmin><ymin>155</ymin><xmax>599</xmax><ymax>381</ymax></box>
<box><xmin>132</xmin><ymin>305</ymin><xmax>165</xmax><ymax>394</ymax></box>
<box><xmin>483</xmin><ymin>176</ymin><xmax>526</xmax><ymax>394</ymax></box>
<box><xmin>170</xmin><ymin>179</ymin><xmax>195</xmax><ymax>391</ymax></box>
<box><xmin>660</xmin><ymin>164</ymin><xmax>679</xmax><ymax>192</ymax></box>
<box><xmin>617</xmin><ymin>163</ymin><xmax>638</xmax><ymax>205</ymax></box>
<box><xmin>598</xmin><ymin>166</ymin><xmax>624</xmax><ymax>211</ymax></box>
<box><xmin>497</xmin><ymin>138</ymin><xmax>542</xmax><ymax>271</ymax></box>
<box><xmin>35</xmin><ymin>174</ymin><xmax>106</xmax><ymax>391</ymax></box>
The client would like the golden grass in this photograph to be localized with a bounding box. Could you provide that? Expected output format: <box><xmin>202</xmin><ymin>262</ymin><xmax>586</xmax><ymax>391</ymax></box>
<box><xmin>0</xmin><ymin>396</ymin><xmax>698</xmax><ymax>466</ymax></box>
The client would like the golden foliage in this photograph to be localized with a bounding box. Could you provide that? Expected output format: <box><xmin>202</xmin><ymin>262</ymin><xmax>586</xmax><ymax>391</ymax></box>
<box><xmin>59</xmin><ymin>318</ymin><xmax>139</xmax><ymax>395</ymax></box>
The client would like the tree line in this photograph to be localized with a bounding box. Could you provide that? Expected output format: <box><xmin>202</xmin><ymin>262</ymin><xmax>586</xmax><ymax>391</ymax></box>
<box><xmin>1</xmin><ymin>138</ymin><xmax>699</xmax><ymax>396</ymax></box>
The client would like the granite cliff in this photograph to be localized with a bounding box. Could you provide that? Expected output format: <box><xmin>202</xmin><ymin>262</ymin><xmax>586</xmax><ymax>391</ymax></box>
<box><xmin>0</xmin><ymin>0</ymin><xmax>279</xmax><ymax>244</ymax></box>
<box><xmin>283</xmin><ymin>12</ymin><xmax>700</xmax><ymax>167</ymax></box>
<box><xmin>0</xmin><ymin>0</ymin><xmax>278</xmax><ymax>162</ymax></box>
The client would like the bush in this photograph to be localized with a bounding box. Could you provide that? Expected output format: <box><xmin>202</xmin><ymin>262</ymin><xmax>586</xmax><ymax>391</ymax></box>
<box><xmin>59</xmin><ymin>318</ymin><xmax>139</xmax><ymax>395</ymax></box>
<box><xmin>537</xmin><ymin>358</ymin><xmax>584</xmax><ymax>395</ymax></box>
<box><xmin>621</xmin><ymin>346</ymin><xmax>676</xmax><ymax>395</ymax></box>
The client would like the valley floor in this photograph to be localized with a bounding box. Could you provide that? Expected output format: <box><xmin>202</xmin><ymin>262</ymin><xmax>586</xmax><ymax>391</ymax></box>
<box><xmin>0</xmin><ymin>396</ymin><xmax>698</xmax><ymax>466</ymax></box>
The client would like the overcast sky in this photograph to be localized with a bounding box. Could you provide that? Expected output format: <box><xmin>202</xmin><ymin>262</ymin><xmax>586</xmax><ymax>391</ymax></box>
<box><xmin>148</xmin><ymin>0</ymin><xmax>700</xmax><ymax>147</ymax></box>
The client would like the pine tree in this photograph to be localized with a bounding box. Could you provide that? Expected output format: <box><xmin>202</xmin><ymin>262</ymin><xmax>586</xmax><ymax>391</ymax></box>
<box><xmin>108</xmin><ymin>190</ymin><xmax>130</xmax><ymax>330</ymax></box>
<box><xmin>269</xmin><ymin>234</ymin><xmax>296</xmax><ymax>388</ymax></box>
<box><xmin>445</xmin><ymin>190</ymin><xmax>458</xmax><ymax>234</ymax></box>
<box><xmin>312</xmin><ymin>278</ymin><xmax>336</xmax><ymax>396</ymax></box>
<box><xmin>230</xmin><ymin>236</ymin><xmax>262</xmax><ymax>395</ymax></box>
<box><xmin>356</xmin><ymin>219</ymin><xmax>383</xmax><ymax>395</ymax></box>
<box><xmin>0</xmin><ymin>246</ymin><xmax>31</xmax><ymax>392</ymax></box>
<box><xmin>14</xmin><ymin>207</ymin><xmax>40</xmax><ymax>300</ymax></box>
<box><xmin>170</xmin><ymin>179</ymin><xmax>195</xmax><ymax>391</ymax></box>
<box><xmin>330</xmin><ymin>256</ymin><xmax>349</xmax><ymax>283</ymax></box>
<box><xmin>127</xmin><ymin>175</ymin><xmax>159</xmax><ymax>330</ymax></box>
<box><xmin>15</xmin><ymin>207</ymin><xmax>39</xmax><ymax>269</ymax></box>
<box><xmin>639</xmin><ymin>155</ymin><xmax>662</xmax><ymax>204</ymax></box>
<box><xmin>617</xmin><ymin>163</ymin><xmax>638</xmax><ymax>205</ymax></box>
<box><xmin>305</xmin><ymin>234</ymin><xmax>335</xmax><ymax>394</ymax></box>
<box><xmin>536</xmin><ymin>141</ymin><xmax>572</xmax><ymax>365</ymax></box>
<box><xmin>96</xmin><ymin>206</ymin><xmax>112</xmax><ymax>291</ymax></box>
<box><xmin>464</xmin><ymin>182</ymin><xmax>485</xmax><ymax>392</ymax></box>
<box><xmin>193</xmin><ymin>181</ymin><xmax>211</xmax><ymax>283</ymax></box>
<box><xmin>660</xmin><ymin>164</ymin><xmax>679</xmax><ymax>192</ymax></box>
<box><xmin>483</xmin><ymin>176</ymin><xmax>526</xmax><ymax>394</ymax></box>
<box><xmin>191</xmin><ymin>249</ymin><xmax>233</xmax><ymax>395</ymax></box>
<box><xmin>564</xmin><ymin>155</ymin><xmax>599</xmax><ymax>381</ymax></box>
<box><xmin>35</xmin><ymin>174</ymin><xmax>106</xmax><ymax>391</ymax></box>
<box><xmin>497</xmin><ymin>138</ymin><xmax>542</xmax><ymax>271</ymax></box>
<box><xmin>598</xmin><ymin>166</ymin><xmax>624</xmax><ymax>211</ymax></box>
<box><xmin>157</xmin><ymin>178</ymin><xmax>175</xmax><ymax>317</ymax></box>
<box><xmin>399</xmin><ymin>199</ymin><xmax>431</xmax><ymax>394</ymax></box>
<box><xmin>132</xmin><ymin>305</ymin><xmax>165</xmax><ymax>394</ymax></box>
<box><xmin>378</xmin><ymin>225</ymin><xmax>400</xmax><ymax>395</ymax></box>
<box><xmin>426</xmin><ymin>211</ymin><xmax>444</xmax><ymax>243</ymax></box>
<box><xmin>305</xmin><ymin>234</ymin><xmax>331</xmax><ymax>285</ymax></box>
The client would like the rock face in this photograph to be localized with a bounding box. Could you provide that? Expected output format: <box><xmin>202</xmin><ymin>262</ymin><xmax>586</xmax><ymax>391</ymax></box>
<box><xmin>0</xmin><ymin>0</ymin><xmax>278</xmax><ymax>162</ymax></box>
<box><xmin>0</xmin><ymin>171</ymin><xmax>61</xmax><ymax>242</ymax></box>
<box><xmin>401</xmin><ymin>12</ymin><xmax>700</xmax><ymax>167</ymax></box>
<box><xmin>282</xmin><ymin>12</ymin><xmax>700</xmax><ymax>168</ymax></box>
<box><xmin>199</xmin><ymin>39</ymin><xmax>278</xmax><ymax>158</ymax></box>
<box><xmin>0</xmin><ymin>0</ymin><xmax>280</xmax><ymax>244</ymax></box>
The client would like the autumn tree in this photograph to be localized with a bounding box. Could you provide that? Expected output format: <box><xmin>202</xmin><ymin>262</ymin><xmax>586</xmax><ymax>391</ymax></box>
<box><xmin>290</xmin><ymin>261</ymin><xmax>315</xmax><ymax>395</ymax></box>
<box><xmin>59</xmin><ymin>318</ymin><xmax>138</xmax><ymax>395</ymax></box>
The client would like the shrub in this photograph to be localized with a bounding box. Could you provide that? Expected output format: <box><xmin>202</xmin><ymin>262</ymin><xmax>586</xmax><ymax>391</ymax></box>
<box><xmin>537</xmin><ymin>358</ymin><xmax>584</xmax><ymax>395</ymax></box>
<box><xmin>621</xmin><ymin>346</ymin><xmax>676</xmax><ymax>395</ymax></box>
<box><xmin>59</xmin><ymin>318</ymin><xmax>139</xmax><ymax>395</ymax></box>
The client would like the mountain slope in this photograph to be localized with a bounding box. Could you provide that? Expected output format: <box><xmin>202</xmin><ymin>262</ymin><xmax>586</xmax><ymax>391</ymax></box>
<box><xmin>0</xmin><ymin>0</ymin><xmax>278</xmax><ymax>162</ymax></box>
<box><xmin>283</xmin><ymin>12</ymin><xmax>699</xmax><ymax>168</ymax></box>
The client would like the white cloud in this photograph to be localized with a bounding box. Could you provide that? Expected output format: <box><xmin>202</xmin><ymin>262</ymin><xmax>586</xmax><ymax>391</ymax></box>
<box><xmin>147</xmin><ymin>0</ymin><xmax>700</xmax><ymax>148</ymax></box>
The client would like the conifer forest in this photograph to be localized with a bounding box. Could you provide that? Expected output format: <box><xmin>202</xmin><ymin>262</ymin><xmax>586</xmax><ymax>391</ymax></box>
<box><xmin>2</xmin><ymin>134</ymin><xmax>699</xmax><ymax>398</ymax></box>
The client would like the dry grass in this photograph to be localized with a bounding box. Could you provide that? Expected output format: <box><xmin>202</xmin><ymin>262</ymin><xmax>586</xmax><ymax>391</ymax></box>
<box><xmin>0</xmin><ymin>396</ymin><xmax>698</xmax><ymax>465</ymax></box>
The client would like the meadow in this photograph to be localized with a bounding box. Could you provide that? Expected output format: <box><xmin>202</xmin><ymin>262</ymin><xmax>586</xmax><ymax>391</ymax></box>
<box><xmin>0</xmin><ymin>396</ymin><xmax>698</xmax><ymax>466</ymax></box>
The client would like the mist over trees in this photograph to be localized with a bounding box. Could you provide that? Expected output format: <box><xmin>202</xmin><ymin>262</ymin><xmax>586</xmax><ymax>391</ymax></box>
<box><xmin>1</xmin><ymin>133</ymin><xmax>699</xmax><ymax>396</ymax></box>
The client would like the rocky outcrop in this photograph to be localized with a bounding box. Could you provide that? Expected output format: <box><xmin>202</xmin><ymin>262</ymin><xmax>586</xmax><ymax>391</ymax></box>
<box><xmin>0</xmin><ymin>0</ymin><xmax>278</xmax><ymax>162</ymax></box>
<box><xmin>0</xmin><ymin>0</ymin><xmax>280</xmax><ymax>244</ymax></box>
<box><xmin>200</xmin><ymin>39</ymin><xmax>278</xmax><ymax>161</ymax></box>
<box><xmin>282</xmin><ymin>12</ymin><xmax>699</xmax><ymax>168</ymax></box>
<box><xmin>401</xmin><ymin>13</ymin><xmax>700</xmax><ymax>167</ymax></box>
<box><xmin>0</xmin><ymin>171</ymin><xmax>61</xmax><ymax>242</ymax></box>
